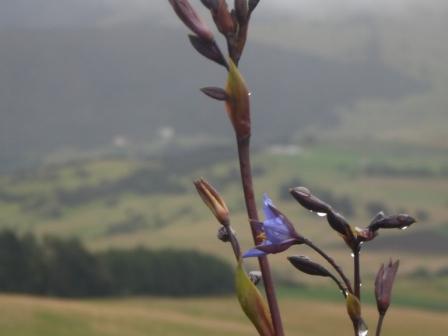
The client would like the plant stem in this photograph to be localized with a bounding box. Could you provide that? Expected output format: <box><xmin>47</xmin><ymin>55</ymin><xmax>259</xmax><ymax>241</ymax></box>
<box><xmin>329</xmin><ymin>274</ymin><xmax>348</xmax><ymax>297</ymax></box>
<box><xmin>353</xmin><ymin>245</ymin><xmax>361</xmax><ymax>300</ymax></box>
<box><xmin>303</xmin><ymin>238</ymin><xmax>353</xmax><ymax>294</ymax></box>
<box><xmin>237</xmin><ymin>137</ymin><xmax>284</xmax><ymax>336</ymax></box>
<box><xmin>224</xmin><ymin>224</ymin><xmax>241</xmax><ymax>261</ymax></box>
<box><xmin>375</xmin><ymin>314</ymin><xmax>385</xmax><ymax>336</ymax></box>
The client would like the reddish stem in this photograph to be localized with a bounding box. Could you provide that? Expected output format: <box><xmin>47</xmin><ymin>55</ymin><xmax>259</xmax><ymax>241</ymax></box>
<box><xmin>237</xmin><ymin>137</ymin><xmax>284</xmax><ymax>336</ymax></box>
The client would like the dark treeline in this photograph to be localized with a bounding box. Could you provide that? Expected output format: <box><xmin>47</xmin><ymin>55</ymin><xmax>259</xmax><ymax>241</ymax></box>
<box><xmin>0</xmin><ymin>230</ymin><xmax>234</xmax><ymax>297</ymax></box>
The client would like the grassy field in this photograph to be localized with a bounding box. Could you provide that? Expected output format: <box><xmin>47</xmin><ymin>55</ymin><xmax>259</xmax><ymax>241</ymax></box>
<box><xmin>0</xmin><ymin>140</ymin><xmax>447</xmax><ymax>310</ymax></box>
<box><xmin>0</xmin><ymin>294</ymin><xmax>447</xmax><ymax>336</ymax></box>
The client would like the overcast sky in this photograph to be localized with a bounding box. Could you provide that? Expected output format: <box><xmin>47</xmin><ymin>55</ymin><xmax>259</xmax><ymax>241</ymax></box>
<box><xmin>0</xmin><ymin>0</ymin><xmax>446</xmax><ymax>28</ymax></box>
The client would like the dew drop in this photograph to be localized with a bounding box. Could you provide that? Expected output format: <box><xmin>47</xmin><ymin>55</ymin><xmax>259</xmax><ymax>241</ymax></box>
<box><xmin>248</xmin><ymin>92</ymin><xmax>252</xmax><ymax>96</ymax></box>
<box><xmin>317</xmin><ymin>212</ymin><xmax>327</xmax><ymax>217</ymax></box>
<box><xmin>401</xmin><ymin>226</ymin><xmax>409</xmax><ymax>230</ymax></box>
<box><xmin>357</xmin><ymin>320</ymin><xmax>368</xmax><ymax>336</ymax></box>
<box><xmin>350</xmin><ymin>253</ymin><xmax>355</xmax><ymax>258</ymax></box>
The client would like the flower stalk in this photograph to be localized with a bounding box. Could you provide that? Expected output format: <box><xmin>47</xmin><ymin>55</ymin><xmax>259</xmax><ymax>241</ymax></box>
<box><xmin>237</xmin><ymin>138</ymin><xmax>285</xmax><ymax>336</ymax></box>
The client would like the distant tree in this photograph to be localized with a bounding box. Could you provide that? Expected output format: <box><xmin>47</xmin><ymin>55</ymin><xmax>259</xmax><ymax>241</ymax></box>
<box><xmin>41</xmin><ymin>236</ymin><xmax>111</xmax><ymax>297</ymax></box>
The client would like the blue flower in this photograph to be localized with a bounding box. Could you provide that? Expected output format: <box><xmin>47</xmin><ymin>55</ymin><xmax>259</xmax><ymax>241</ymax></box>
<box><xmin>243</xmin><ymin>194</ymin><xmax>304</xmax><ymax>258</ymax></box>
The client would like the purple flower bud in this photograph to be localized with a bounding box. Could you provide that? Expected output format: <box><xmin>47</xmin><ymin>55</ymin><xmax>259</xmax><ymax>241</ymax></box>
<box><xmin>248</xmin><ymin>0</ymin><xmax>260</xmax><ymax>14</ymax></box>
<box><xmin>217</xmin><ymin>226</ymin><xmax>230</xmax><ymax>242</ymax></box>
<box><xmin>375</xmin><ymin>259</ymin><xmax>400</xmax><ymax>315</ymax></box>
<box><xmin>234</xmin><ymin>0</ymin><xmax>249</xmax><ymax>23</ymax></box>
<box><xmin>369</xmin><ymin>213</ymin><xmax>416</xmax><ymax>231</ymax></box>
<box><xmin>327</xmin><ymin>211</ymin><xmax>357</xmax><ymax>248</ymax></box>
<box><xmin>169</xmin><ymin>0</ymin><xmax>214</xmax><ymax>41</ymax></box>
<box><xmin>200</xmin><ymin>0</ymin><xmax>219</xmax><ymax>11</ymax></box>
<box><xmin>207</xmin><ymin>0</ymin><xmax>236</xmax><ymax>35</ymax></box>
<box><xmin>288</xmin><ymin>256</ymin><xmax>332</xmax><ymax>277</ymax></box>
<box><xmin>290</xmin><ymin>187</ymin><xmax>332</xmax><ymax>215</ymax></box>
<box><xmin>188</xmin><ymin>35</ymin><xmax>227</xmax><ymax>68</ymax></box>
<box><xmin>200</xmin><ymin>87</ymin><xmax>229</xmax><ymax>101</ymax></box>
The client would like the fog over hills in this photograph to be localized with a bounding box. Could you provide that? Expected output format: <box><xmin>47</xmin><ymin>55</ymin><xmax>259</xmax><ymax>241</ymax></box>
<box><xmin>1</xmin><ymin>0</ymin><xmax>446</xmax><ymax>28</ymax></box>
<box><xmin>1</xmin><ymin>0</ymin><xmax>445</xmax><ymax>170</ymax></box>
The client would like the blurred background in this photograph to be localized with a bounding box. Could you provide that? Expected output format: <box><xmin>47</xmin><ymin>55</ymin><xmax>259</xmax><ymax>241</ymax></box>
<box><xmin>0</xmin><ymin>0</ymin><xmax>447</xmax><ymax>335</ymax></box>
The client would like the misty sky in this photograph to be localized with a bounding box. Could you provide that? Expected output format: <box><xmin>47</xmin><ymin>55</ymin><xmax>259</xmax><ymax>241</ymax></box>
<box><xmin>1</xmin><ymin>0</ymin><xmax>446</xmax><ymax>28</ymax></box>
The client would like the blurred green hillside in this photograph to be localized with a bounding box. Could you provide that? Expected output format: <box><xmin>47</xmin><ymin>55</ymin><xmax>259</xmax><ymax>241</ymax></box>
<box><xmin>1</xmin><ymin>138</ymin><xmax>447</xmax><ymax>310</ymax></box>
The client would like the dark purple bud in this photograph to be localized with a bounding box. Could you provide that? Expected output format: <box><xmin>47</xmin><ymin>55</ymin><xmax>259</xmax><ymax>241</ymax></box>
<box><xmin>248</xmin><ymin>270</ymin><xmax>262</xmax><ymax>285</ymax></box>
<box><xmin>369</xmin><ymin>213</ymin><xmax>416</xmax><ymax>231</ymax></box>
<box><xmin>188</xmin><ymin>35</ymin><xmax>228</xmax><ymax>68</ymax></box>
<box><xmin>200</xmin><ymin>87</ymin><xmax>229</xmax><ymax>101</ymax></box>
<box><xmin>234</xmin><ymin>0</ymin><xmax>249</xmax><ymax>23</ymax></box>
<box><xmin>248</xmin><ymin>0</ymin><xmax>260</xmax><ymax>14</ymax></box>
<box><xmin>208</xmin><ymin>0</ymin><xmax>235</xmax><ymax>35</ymax></box>
<box><xmin>200</xmin><ymin>0</ymin><xmax>219</xmax><ymax>10</ymax></box>
<box><xmin>327</xmin><ymin>211</ymin><xmax>350</xmax><ymax>236</ymax></box>
<box><xmin>169</xmin><ymin>0</ymin><xmax>214</xmax><ymax>41</ymax></box>
<box><xmin>327</xmin><ymin>211</ymin><xmax>357</xmax><ymax>248</ymax></box>
<box><xmin>288</xmin><ymin>256</ymin><xmax>332</xmax><ymax>277</ymax></box>
<box><xmin>290</xmin><ymin>187</ymin><xmax>332</xmax><ymax>215</ymax></box>
<box><xmin>375</xmin><ymin>259</ymin><xmax>400</xmax><ymax>315</ymax></box>
<box><xmin>217</xmin><ymin>226</ymin><xmax>230</xmax><ymax>242</ymax></box>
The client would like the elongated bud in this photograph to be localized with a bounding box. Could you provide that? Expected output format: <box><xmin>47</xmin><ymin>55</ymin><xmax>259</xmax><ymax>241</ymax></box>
<box><xmin>326</xmin><ymin>211</ymin><xmax>357</xmax><ymax>249</ymax></box>
<box><xmin>225</xmin><ymin>59</ymin><xmax>251</xmax><ymax>141</ymax></box>
<box><xmin>346</xmin><ymin>292</ymin><xmax>361</xmax><ymax>323</ymax></box>
<box><xmin>287</xmin><ymin>256</ymin><xmax>332</xmax><ymax>277</ymax></box>
<box><xmin>346</xmin><ymin>293</ymin><xmax>368</xmax><ymax>333</ymax></box>
<box><xmin>248</xmin><ymin>0</ymin><xmax>260</xmax><ymax>14</ymax></box>
<box><xmin>209</xmin><ymin>0</ymin><xmax>235</xmax><ymax>35</ymax></box>
<box><xmin>200</xmin><ymin>0</ymin><xmax>219</xmax><ymax>10</ymax></box>
<box><xmin>200</xmin><ymin>87</ymin><xmax>229</xmax><ymax>101</ymax></box>
<box><xmin>290</xmin><ymin>187</ymin><xmax>332</xmax><ymax>215</ymax></box>
<box><xmin>369</xmin><ymin>213</ymin><xmax>416</xmax><ymax>231</ymax></box>
<box><xmin>169</xmin><ymin>0</ymin><xmax>214</xmax><ymax>41</ymax></box>
<box><xmin>326</xmin><ymin>211</ymin><xmax>350</xmax><ymax>236</ymax></box>
<box><xmin>375</xmin><ymin>259</ymin><xmax>400</xmax><ymax>316</ymax></box>
<box><xmin>194</xmin><ymin>178</ymin><xmax>229</xmax><ymax>226</ymax></box>
<box><xmin>235</xmin><ymin>0</ymin><xmax>249</xmax><ymax>23</ymax></box>
<box><xmin>235</xmin><ymin>261</ymin><xmax>274</xmax><ymax>336</ymax></box>
<box><xmin>188</xmin><ymin>35</ymin><xmax>227</xmax><ymax>68</ymax></box>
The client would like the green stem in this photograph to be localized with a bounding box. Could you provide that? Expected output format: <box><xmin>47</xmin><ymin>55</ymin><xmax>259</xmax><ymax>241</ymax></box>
<box><xmin>237</xmin><ymin>138</ymin><xmax>284</xmax><ymax>336</ymax></box>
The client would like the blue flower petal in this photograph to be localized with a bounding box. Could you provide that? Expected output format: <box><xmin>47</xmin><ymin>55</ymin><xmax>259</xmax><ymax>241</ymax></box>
<box><xmin>264</xmin><ymin>218</ymin><xmax>291</xmax><ymax>243</ymax></box>
<box><xmin>242</xmin><ymin>247</ymin><xmax>268</xmax><ymax>258</ymax></box>
<box><xmin>262</xmin><ymin>193</ymin><xmax>277</xmax><ymax>221</ymax></box>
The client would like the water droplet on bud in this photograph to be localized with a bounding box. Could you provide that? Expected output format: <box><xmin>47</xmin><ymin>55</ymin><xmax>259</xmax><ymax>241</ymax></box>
<box><xmin>401</xmin><ymin>226</ymin><xmax>409</xmax><ymax>230</ymax></box>
<box><xmin>358</xmin><ymin>322</ymin><xmax>368</xmax><ymax>336</ymax></box>
<box><xmin>351</xmin><ymin>253</ymin><xmax>355</xmax><ymax>258</ymax></box>
<box><xmin>317</xmin><ymin>212</ymin><xmax>327</xmax><ymax>217</ymax></box>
